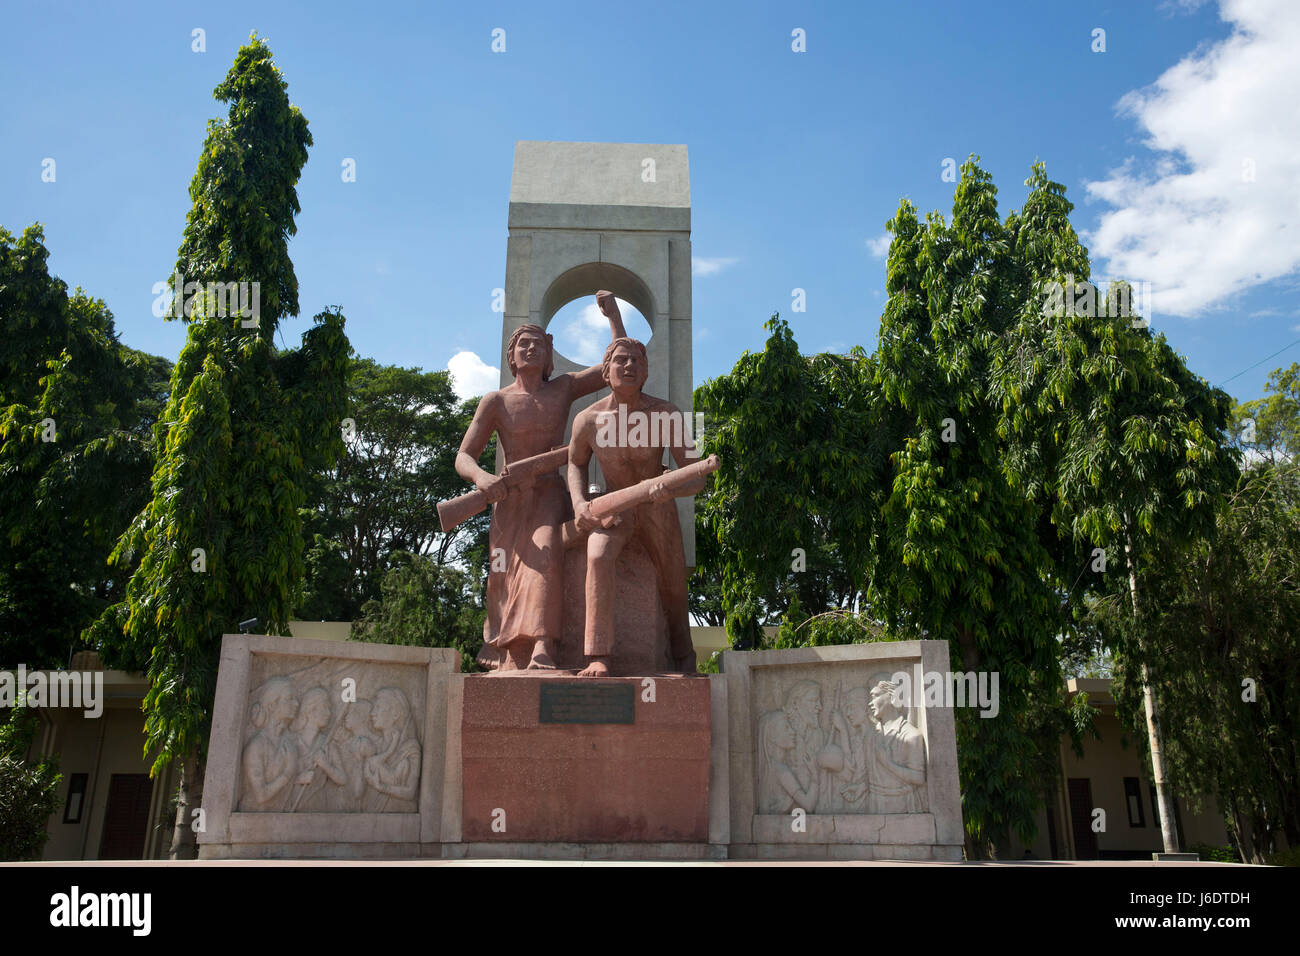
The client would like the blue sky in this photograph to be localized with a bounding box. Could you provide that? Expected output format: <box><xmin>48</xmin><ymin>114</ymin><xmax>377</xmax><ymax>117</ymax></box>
<box><xmin>3</xmin><ymin>0</ymin><xmax>1298</xmax><ymax>404</ymax></box>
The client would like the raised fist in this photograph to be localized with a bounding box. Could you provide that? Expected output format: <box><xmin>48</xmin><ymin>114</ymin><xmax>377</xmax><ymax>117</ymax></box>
<box><xmin>595</xmin><ymin>290</ymin><xmax>620</xmax><ymax>319</ymax></box>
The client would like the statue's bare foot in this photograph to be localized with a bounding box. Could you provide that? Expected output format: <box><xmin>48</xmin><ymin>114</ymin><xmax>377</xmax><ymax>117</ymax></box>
<box><xmin>528</xmin><ymin>643</ymin><xmax>557</xmax><ymax>670</ymax></box>
<box><xmin>577</xmin><ymin>657</ymin><xmax>611</xmax><ymax>677</ymax></box>
<box><xmin>476</xmin><ymin>644</ymin><xmax>502</xmax><ymax>671</ymax></box>
<box><xmin>674</xmin><ymin>651</ymin><xmax>698</xmax><ymax>675</ymax></box>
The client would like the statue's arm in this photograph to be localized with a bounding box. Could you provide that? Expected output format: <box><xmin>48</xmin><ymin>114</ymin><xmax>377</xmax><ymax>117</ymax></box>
<box><xmin>242</xmin><ymin>741</ymin><xmax>271</xmax><ymax>804</ymax></box>
<box><xmin>244</xmin><ymin>739</ymin><xmax>290</xmax><ymax>805</ymax></box>
<box><xmin>660</xmin><ymin>402</ymin><xmax>710</xmax><ymax>495</ymax></box>
<box><xmin>568</xmin><ymin>416</ymin><xmax>619</xmax><ymax>532</ymax></box>
<box><xmin>569</xmin><ymin>292</ymin><xmax>627</xmax><ymax>399</ymax></box>
<box><xmin>885</xmin><ymin>736</ymin><xmax>927</xmax><ymax>786</ymax></box>
<box><xmin>455</xmin><ymin>392</ymin><xmax>505</xmax><ymax>499</ymax></box>
<box><xmin>780</xmin><ymin>764</ymin><xmax>818</xmax><ymax>811</ymax></box>
<box><xmin>567</xmin><ymin>417</ymin><xmax>594</xmax><ymax>519</ymax></box>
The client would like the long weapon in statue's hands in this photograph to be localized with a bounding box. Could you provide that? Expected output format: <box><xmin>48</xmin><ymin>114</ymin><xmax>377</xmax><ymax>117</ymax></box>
<box><xmin>436</xmin><ymin>445</ymin><xmax>570</xmax><ymax>532</ymax></box>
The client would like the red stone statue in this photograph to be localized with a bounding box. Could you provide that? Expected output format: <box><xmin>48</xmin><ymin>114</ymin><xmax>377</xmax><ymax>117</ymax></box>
<box><xmin>566</xmin><ymin>338</ymin><xmax>710</xmax><ymax>677</ymax></box>
<box><xmin>454</xmin><ymin>292</ymin><xmax>626</xmax><ymax>670</ymax></box>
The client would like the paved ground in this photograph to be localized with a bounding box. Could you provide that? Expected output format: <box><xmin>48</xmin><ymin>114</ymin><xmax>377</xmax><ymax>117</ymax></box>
<box><xmin>9</xmin><ymin>858</ymin><xmax>1246</xmax><ymax>867</ymax></box>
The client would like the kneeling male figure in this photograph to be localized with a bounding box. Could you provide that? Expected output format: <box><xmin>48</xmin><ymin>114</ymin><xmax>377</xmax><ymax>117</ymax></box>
<box><xmin>567</xmin><ymin>337</ymin><xmax>707</xmax><ymax>677</ymax></box>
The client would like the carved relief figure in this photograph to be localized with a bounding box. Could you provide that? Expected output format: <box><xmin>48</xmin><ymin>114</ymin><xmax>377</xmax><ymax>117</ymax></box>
<box><xmin>319</xmin><ymin>699</ymin><xmax>378</xmax><ymax>811</ymax></box>
<box><xmin>455</xmin><ymin>293</ymin><xmax>627</xmax><ymax>671</ymax></box>
<box><xmin>757</xmin><ymin>709</ymin><xmax>819</xmax><ymax>813</ymax></box>
<box><xmin>783</xmin><ymin>680</ymin><xmax>827</xmax><ymax>779</ymax></box>
<box><xmin>363</xmin><ymin>687</ymin><xmax>421</xmax><ymax>811</ymax></box>
<box><xmin>240</xmin><ymin>677</ymin><xmax>301</xmax><ymax>811</ymax></box>
<box><xmin>287</xmin><ymin>686</ymin><xmax>333</xmax><ymax>809</ymax></box>
<box><xmin>828</xmin><ymin>685</ymin><xmax>873</xmax><ymax>812</ymax></box>
<box><xmin>867</xmin><ymin>679</ymin><xmax>928</xmax><ymax>813</ymax></box>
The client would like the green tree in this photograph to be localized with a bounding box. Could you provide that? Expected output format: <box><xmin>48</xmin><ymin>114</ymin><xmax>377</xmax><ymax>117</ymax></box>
<box><xmin>297</xmin><ymin>359</ymin><xmax>490</xmax><ymax>622</ymax></box>
<box><xmin>0</xmin><ymin>705</ymin><xmax>61</xmax><ymax>861</ymax></box>
<box><xmin>1096</xmin><ymin>460</ymin><xmax>1300</xmax><ymax>862</ymax></box>
<box><xmin>993</xmin><ymin>161</ymin><xmax>1240</xmax><ymax>853</ymax></box>
<box><xmin>1230</xmin><ymin>362</ymin><xmax>1299</xmax><ymax>464</ymax></box>
<box><xmin>694</xmin><ymin>319</ymin><xmax>888</xmax><ymax>645</ymax></box>
<box><xmin>354</xmin><ymin>552</ymin><xmax>485</xmax><ymax>672</ymax></box>
<box><xmin>0</xmin><ymin>224</ymin><xmax>172</xmax><ymax>667</ymax></box>
<box><xmin>869</xmin><ymin>159</ymin><xmax>1073</xmax><ymax>857</ymax></box>
<box><xmin>93</xmin><ymin>36</ymin><xmax>350</xmax><ymax>859</ymax></box>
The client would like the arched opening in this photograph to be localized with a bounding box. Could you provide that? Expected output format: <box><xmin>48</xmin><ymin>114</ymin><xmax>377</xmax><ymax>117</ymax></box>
<box><xmin>549</xmin><ymin>299</ymin><xmax>652</xmax><ymax>366</ymax></box>
<box><xmin>540</xmin><ymin>262</ymin><xmax>655</xmax><ymax>368</ymax></box>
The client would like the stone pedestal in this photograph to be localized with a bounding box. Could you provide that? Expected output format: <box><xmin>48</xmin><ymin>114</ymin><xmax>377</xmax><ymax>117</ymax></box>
<box><xmin>198</xmin><ymin>635</ymin><xmax>963</xmax><ymax>860</ymax></box>
<box><xmin>457</xmin><ymin>676</ymin><xmax>710</xmax><ymax>843</ymax></box>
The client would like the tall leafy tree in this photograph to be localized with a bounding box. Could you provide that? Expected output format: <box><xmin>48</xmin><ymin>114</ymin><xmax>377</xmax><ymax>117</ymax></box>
<box><xmin>297</xmin><ymin>359</ymin><xmax>490</xmax><ymax>622</ymax></box>
<box><xmin>1094</xmin><ymin>458</ymin><xmax>1300</xmax><ymax>862</ymax></box>
<box><xmin>0</xmin><ymin>224</ymin><xmax>171</xmax><ymax>667</ymax></box>
<box><xmin>694</xmin><ymin>318</ymin><xmax>886</xmax><ymax>645</ymax></box>
<box><xmin>869</xmin><ymin>160</ymin><xmax>1071</xmax><ymax>857</ymax></box>
<box><xmin>94</xmin><ymin>36</ymin><xmax>350</xmax><ymax>858</ymax></box>
<box><xmin>993</xmin><ymin>162</ymin><xmax>1240</xmax><ymax>853</ymax></box>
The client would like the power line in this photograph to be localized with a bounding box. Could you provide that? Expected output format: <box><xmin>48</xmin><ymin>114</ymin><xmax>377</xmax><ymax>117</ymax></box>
<box><xmin>1217</xmin><ymin>335</ymin><xmax>1300</xmax><ymax>389</ymax></box>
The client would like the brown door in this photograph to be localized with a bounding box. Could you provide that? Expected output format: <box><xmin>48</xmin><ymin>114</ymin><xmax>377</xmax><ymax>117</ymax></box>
<box><xmin>98</xmin><ymin>774</ymin><xmax>153</xmax><ymax>860</ymax></box>
<box><xmin>1067</xmin><ymin>777</ymin><xmax>1099</xmax><ymax>859</ymax></box>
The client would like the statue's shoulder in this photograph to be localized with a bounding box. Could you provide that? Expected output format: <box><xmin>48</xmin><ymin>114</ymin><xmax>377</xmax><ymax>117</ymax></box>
<box><xmin>476</xmin><ymin>386</ymin><xmax>506</xmax><ymax>407</ymax></box>
<box><xmin>573</xmin><ymin>398</ymin><xmax>611</xmax><ymax>426</ymax></box>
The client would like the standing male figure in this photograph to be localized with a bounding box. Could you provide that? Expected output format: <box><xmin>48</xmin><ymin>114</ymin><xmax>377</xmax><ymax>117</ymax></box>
<box><xmin>566</xmin><ymin>337</ymin><xmax>705</xmax><ymax>676</ymax></box>
<box><xmin>867</xmin><ymin>679</ymin><xmax>928</xmax><ymax>813</ymax></box>
<box><xmin>455</xmin><ymin>292</ymin><xmax>626</xmax><ymax>669</ymax></box>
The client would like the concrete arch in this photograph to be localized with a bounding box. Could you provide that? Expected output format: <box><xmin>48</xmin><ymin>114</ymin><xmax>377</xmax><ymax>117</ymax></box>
<box><xmin>500</xmin><ymin>141</ymin><xmax>695</xmax><ymax>564</ymax></box>
<box><xmin>541</xmin><ymin>261</ymin><xmax>657</xmax><ymax>367</ymax></box>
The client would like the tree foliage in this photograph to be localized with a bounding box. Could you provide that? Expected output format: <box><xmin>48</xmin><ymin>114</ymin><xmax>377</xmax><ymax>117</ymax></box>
<box><xmin>1230</xmin><ymin>362</ymin><xmax>1299</xmax><ymax>465</ymax></box>
<box><xmin>0</xmin><ymin>224</ymin><xmax>172</xmax><ymax>667</ymax></box>
<box><xmin>91</xmin><ymin>36</ymin><xmax>349</xmax><ymax>857</ymax></box>
<box><xmin>0</xmin><ymin>705</ymin><xmax>61</xmax><ymax>861</ymax></box>
<box><xmin>1095</xmin><ymin>458</ymin><xmax>1300</xmax><ymax>863</ymax></box>
<box><xmin>990</xmin><ymin>161</ymin><xmax>1240</xmax><ymax>853</ymax></box>
<box><xmin>354</xmin><ymin>552</ymin><xmax>485</xmax><ymax>672</ymax></box>
<box><xmin>297</xmin><ymin>360</ymin><xmax>490</xmax><ymax>621</ymax></box>
<box><xmin>867</xmin><ymin>160</ymin><xmax>1078</xmax><ymax>856</ymax></box>
<box><xmin>694</xmin><ymin>319</ymin><xmax>890</xmax><ymax>644</ymax></box>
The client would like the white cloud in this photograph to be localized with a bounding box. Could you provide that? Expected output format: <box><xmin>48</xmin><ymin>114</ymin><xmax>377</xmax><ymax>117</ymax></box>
<box><xmin>447</xmin><ymin>350</ymin><xmax>499</xmax><ymax>399</ymax></box>
<box><xmin>866</xmin><ymin>234</ymin><xmax>891</xmax><ymax>258</ymax></box>
<box><xmin>1084</xmin><ymin>0</ymin><xmax>1300</xmax><ymax>318</ymax></box>
<box><xmin>552</xmin><ymin>302</ymin><xmax>611</xmax><ymax>365</ymax></box>
<box><xmin>551</xmin><ymin>297</ymin><xmax>652</xmax><ymax>365</ymax></box>
<box><xmin>692</xmin><ymin>256</ymin><xmax>739</xmax><ymax>277</ymax></box>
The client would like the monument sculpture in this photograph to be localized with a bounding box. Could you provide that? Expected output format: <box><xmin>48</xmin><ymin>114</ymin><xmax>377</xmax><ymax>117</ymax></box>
<box><xmin>866</xmin><ymin>677</ymin><xmax>928</xmax><ymax>813</ymax></box>
<box><xmin>451</xmin><ymin>292</ymin><xmax>628</xmax><ymax>671</ymax></box>
<box><xmin>236</xmin><ymin>665</ymin><xmax>425</xmax><ymax>814</ymax></box>
<box><xmin>443</xmin><ymin>292</ymin><xmax>714</xmax><ymax>677</ymax></box>
<box><xmin>567</xmin><ymin>336</ymin><xmax>711</xmax><ymax>676</ymax></box>
<box><xmin>196</xmin><ymin>141</ymin><xmax>964</xmax><ymax>861</ymax></box>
